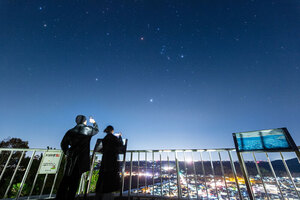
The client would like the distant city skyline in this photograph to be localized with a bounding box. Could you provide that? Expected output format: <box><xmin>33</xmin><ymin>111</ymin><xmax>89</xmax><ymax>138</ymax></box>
<box><xmin>0</xmin><ymin>0</ymin><xmax>300</xmax><ymax>150</ymax></box>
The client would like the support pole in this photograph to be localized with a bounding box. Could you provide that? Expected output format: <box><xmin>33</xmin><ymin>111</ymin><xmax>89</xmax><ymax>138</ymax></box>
<box><xmin>129</xmin><ymin>152</ymin><xmax>133</xmax><ymax>196</ymax></box>
<box><xmin>252</xmin><ymin>152</ymin><xmax>270</xmax><ymax>200</ymax></box>
<box><xmin>0</xmin><ymin>150</ymin><xmax>13</xmax><ymax>182</ymax></box>
<box><xmin>17</xmin><ymin>150</ymin><xmax>36</xmax><ymax>199</ymax></box>
<box><xmin>4</xmin><ymin>151</ymin><xmax>25</xmax><ymax>198</ymax></box>
<box><xmin>218</xmin><ymin>151</ymin><xmax>230</xmax><ymax>200</ymax></box>
<box><xmin>199</xmin><ymin>151</ymin><xmax>209</xmax><ymax>199</ymax></box>
<box><xmin>175</xmin><ymin>151</ymin><xmax>182</xmax><ymax>198</ymax></box>
<box><xmin>228</xmin><ymin>151</ymin><xmax>243</xmax><ymax>200</ymax></box>
<box><xmin>280</xmin><ymin>152</ymin><xmax>300</xmax><ymax>199</ymax></box>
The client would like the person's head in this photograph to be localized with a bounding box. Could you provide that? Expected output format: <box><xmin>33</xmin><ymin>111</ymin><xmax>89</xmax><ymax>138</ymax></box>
<box><xmin>75</xmin><ymin>115</ymin><xmax>87</xmax><ymax>125</ymax></box>
<box><xmin>104</xmin><ymin>125</ymin><xmax>114</xmax><ymax>134</ymax></box>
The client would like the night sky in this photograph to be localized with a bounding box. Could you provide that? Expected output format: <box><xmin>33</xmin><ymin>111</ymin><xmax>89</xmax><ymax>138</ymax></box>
<box><xmin>0</xmin><ymin>0</ymin><xmax>300</xmax><ymax>150</ymax></box>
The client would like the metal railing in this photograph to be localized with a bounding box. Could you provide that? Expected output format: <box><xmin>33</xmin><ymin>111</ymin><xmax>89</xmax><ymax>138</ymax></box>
<box><xmin>0</xmin><ymin>148</ymin><xmax>62</xmax><ymax>200</ymax></box>
<box><xmin>0</xmin><ymin>147</ymin><xmax>300</xmax><ymax>199</ymax></box>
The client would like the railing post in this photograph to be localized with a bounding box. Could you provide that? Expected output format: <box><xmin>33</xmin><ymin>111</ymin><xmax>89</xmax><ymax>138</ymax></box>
<box><xmin>39</xmin><ymin>173</ymin><xmax>48</xmax><ymax>198</ymax></box>
<box><xmin>0</xmin><ymin>150</ymin><xmax>13</xmax><ymax>182</ymax></box>
<box><xmin>4</xmin><ymin>151</ymin><xmax>25</xmax><ymax>198</ymax></box>
<box><xmin>28</xmin><ymin>168</ymin><xmax>39</xmax><ymax>199</ymax></box>
<box><xmin>120</xmin><ymin>152</ymin><xmax>127</xmax><ymax>196</ymax></box>
<box><xmin>191</xmin><ymin>151</ymin><xmax>199</xmax><ymax>200</ymax></box>
<box><xmin>238</xmin><ymin>152</ymin><xmax>254</xmax><ymax>200</ymax></box>
<box><xmin>28</xmin><ymin>150</ymin><xmax>48</xmax><ymax>200</ymax></box>
<box><xmin>145</xmin><ymin>152</ymin><xmax>147</xmax><ymax>195</ymax></box>
<box><xmin>265</xmin><ymin>152</ymin><xmax>284</xmax><ymax>199</ymax></box>
<box><xmin>199</xmin><ymin>151</ymin><xmax>209</xmax><ymax>199</ymax></box>
<box><xmin>129</xmin><ymin>152</ymin><xmax>133</xmax><ymax>196</ymax></box>
<box><xmin>209</xmin><ymin>151</ymin><xmax>219</xmax><ymax>200</ymax></box>
<box><xmin>152</xmin><ymin>151</ymin><xmax>155</xmax><ymax>195</ymax></box>
<box><xmin>228</xmin><ymin>151</ymin><xmax>243</xmax><ymax>200</ymax></box>
<box><xmin>167</xmin><ymin>152</ymin><xmax>171</xmax><ymax>196</ymax></box>
<box><xmin>183</xmin><ymin>151</ymin><xmax>190</xmax><ymax>199</ymax></box>
<box><xmin>159</xmin><ymin>152</ymin><xmax>163</xmax><ymax>197</ymax></box>
<box><xmin>16</xmin><ymin>150</ymin><xmax>36</xmax><ymax>199</ymax></box>
<box><xmin>252</xmin><ymin>152</ymin><xmax>270</xmax><ymax>200</ymax></box>
<box><xmin>137</xmin><ymin>152</ymin><xmax>140</xmax><ymax>195</ymax></box>
<box><xmin>86</xmin><ymin>152</ymin><xmax>97</xmax><ymax>194</ymax></box>
<box><xmin>175</xmin><ymin>151</ymin><xmax>182</xmax><ymax>198</ymax></box>
<box><xmin>280</xmin><ymin>152</ymin><xmax>300</xmax><ymax>199</ymax></box>
<box><xmin>218</xmin><ymin>151</ymin><xmax>230</xmax><ymax>200</ymax></box>
<box><xmin>49</xmin><ymin>152</ymin><xmax>64</xmax><ymax>198</ymax></box>
<box><xmin>78</xmin><ymin>172</ymin><xmax>85</xmax><ymax>195</ymax></box>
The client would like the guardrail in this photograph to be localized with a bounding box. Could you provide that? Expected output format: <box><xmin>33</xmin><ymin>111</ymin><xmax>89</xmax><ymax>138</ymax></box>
<box><xmin>0</xmin><ymin>147</ymin><xmax>299</xmax><ymax>199</ymax></box>
<box><xmin>0</xmin><ymin>148</ymin><xmax>62</xmax><ymax>200</ymax></box>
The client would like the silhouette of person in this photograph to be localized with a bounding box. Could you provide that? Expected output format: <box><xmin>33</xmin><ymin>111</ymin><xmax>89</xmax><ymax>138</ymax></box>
<box><xmin>95</xmin><ymin>125</ymin><xmax>123</xmax><ymax>200</ymax></box>
<box><xmin>56</xmin><ymin>115</ymin><xmax>99</xmax><ymax>200</ymax></box>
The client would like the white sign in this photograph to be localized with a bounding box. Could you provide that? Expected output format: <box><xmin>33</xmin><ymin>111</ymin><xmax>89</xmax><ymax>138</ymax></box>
<box><xmin>38</xmin><ymin>151</ymin><xmax>62</xmax><ymax>174</ymax></box>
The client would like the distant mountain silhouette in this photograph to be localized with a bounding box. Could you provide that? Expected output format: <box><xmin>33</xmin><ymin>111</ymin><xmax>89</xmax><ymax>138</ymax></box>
<box><xmin>271</xmin><ymin>158</ymin><xmax>300</xmax><ymax>174</ymax></box>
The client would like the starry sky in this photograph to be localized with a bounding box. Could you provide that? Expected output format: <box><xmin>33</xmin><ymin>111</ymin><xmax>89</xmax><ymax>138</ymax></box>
<box><xmin>0</xmin><ymin>0</ymin><xmax>300</xmax><ymax>150</ymax></box>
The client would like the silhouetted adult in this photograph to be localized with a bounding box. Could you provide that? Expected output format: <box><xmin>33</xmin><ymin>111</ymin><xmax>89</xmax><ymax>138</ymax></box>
<box><xmin>56</xmin><ymin>115</ymin><xmax>99</xmax><ymax>200</ymax></box>
<box><xmin>95</xmin><ymin>125</ymin><xmax>123</xmax><ymax>200</ymax></box>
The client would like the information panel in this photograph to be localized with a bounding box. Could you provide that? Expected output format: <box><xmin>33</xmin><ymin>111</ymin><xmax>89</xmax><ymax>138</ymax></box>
<box><xmin>232</xmin><ymin>127</ymin><xmax>300</xmax><ymax>200</ymax></box>
<box><xmin>38</xmin><ymin>151</ymin><xmax>62</xmax><ymax>174</ymax></box>
<box><xmin>233</xmin><ymin>128</ymin><xmax>297</xmax><ymax>152</ymax></box>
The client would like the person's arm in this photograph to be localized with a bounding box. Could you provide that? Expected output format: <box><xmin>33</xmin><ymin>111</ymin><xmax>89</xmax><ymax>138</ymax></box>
<box><xmin>60</xmin><ymin>131</ymin><xmax>71</xmax><ymax>154</ymax></box>
<box><xmin>82</xmin><ymin>122</ymin><xmax>99</xmax><ymax>136</ymax></box>
<box><xmin>92</xmin><ymin>122</ymin><xmax>99</xmax><ymax>135</ymax></box>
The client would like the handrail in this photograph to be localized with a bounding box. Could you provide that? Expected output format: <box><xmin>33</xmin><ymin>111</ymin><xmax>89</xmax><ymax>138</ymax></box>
<box><xmin>1</xmin><ymin>146</ymin><xmax>299</xmax><ymax>152</ymax></box>
<box><xmin>0</xmin><ymin>147</ymin><xmax>300</xmax><ymax>200</ymax></box>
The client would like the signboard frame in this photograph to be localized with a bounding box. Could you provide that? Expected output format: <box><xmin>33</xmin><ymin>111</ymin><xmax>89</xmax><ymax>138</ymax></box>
<box><xmin>232</xmin><ymin>127</ymin><xmax>300</xmax><ymax>200</ymax></box>
<box><xmin>38</xmin><ymin>151</ymin><xmax>63</xmax><ymax>174</ymax></box>
<box><xmin>233</xmin><ymin>127</ymin><xmax>299</xmax><ymax>153</ymax></box>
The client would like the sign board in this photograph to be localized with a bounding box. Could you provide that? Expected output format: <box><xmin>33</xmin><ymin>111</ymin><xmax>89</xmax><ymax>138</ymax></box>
<box><xmin>232</xmin><ymin>127</ymin><xmax>300</xmax><ymax>200</ymax></box>
<box><xmin>38</xmin><ymin>151</ymin><xmax>62</xmax><ymax>174</ymax></box>
<box><xmin>233</xmin><ymin>127</ymin><xmax>298</xmax><ymax>152</ymax></box>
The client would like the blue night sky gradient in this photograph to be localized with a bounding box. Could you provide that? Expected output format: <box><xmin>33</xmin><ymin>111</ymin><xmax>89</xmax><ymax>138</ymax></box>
<box><xmin>0</xmin><ymin>0</ymin><xmax>300</xmax><ymax>150</ymax></box>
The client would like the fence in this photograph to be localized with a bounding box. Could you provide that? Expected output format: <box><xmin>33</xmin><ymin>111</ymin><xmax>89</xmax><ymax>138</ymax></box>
<box><xmin>0</xmin><ymin>147</ymin><xmax>300</xmax><ymax>199</ymax></box>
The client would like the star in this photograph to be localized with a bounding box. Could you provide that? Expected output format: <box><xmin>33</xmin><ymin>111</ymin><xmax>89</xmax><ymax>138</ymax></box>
<box><xmin>43</xmin><ymin>24</ymin><xmax>47</xmax><ymax>28</ymax></box>
<box><xmin>149</xmin><ymin>98</ymin><xmax>153</xmax><ymax>103</ymax></box>
<box><xmin>160</xmin><ymin>45</ymin><xmax>166</xmax><ymax>55</ymax></box>
<box><xmin>39</xmin><ymin>6</ymin><xmax>43</xmax><ymax>10</ymax></box>
<box><xmin>140</xmin><ymin>37</ymin><xmax>144</xmax><ymax>41</ymax></box>
<box><xmin>180</xmin><ymin>54</ymin><xmax>184</xmax><ymax>58</ymax></box>
<box><xmin>95</xmin><ymin>78</ymin><xmax>99</xmax><ymax>81</ymax></box>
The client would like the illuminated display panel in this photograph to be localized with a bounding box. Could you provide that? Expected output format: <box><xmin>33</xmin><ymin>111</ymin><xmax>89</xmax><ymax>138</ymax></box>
<box><xmin>233</xmin><ymin>128</ymin><xmax>295</xmax><ymax>152</ymax></box>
